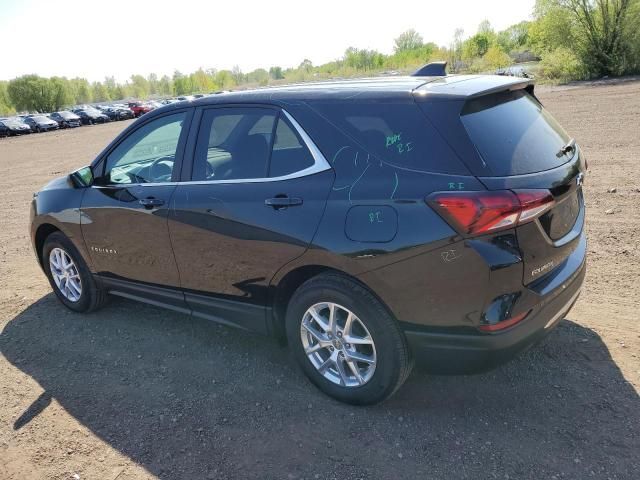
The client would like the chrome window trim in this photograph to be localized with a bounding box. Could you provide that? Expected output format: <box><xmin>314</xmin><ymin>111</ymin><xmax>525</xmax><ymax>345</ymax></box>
<box><xmin>95</xmin><ymin>109</ymin><xmax>331</xmax><ymax>188</ymax></box>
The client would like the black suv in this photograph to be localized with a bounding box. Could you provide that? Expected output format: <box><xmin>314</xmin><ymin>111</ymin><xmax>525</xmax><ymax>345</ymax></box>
<box><xmin>30</xmin><ymin>70</ymin><xmax>586</xmax><ymax>404</ymax></box>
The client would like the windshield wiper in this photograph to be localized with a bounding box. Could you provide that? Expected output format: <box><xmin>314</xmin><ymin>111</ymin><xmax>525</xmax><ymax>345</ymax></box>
<box><xmin>556</xmin><ymin>138</ymin><xmax>576</xmax><ymax>157</ymax></box>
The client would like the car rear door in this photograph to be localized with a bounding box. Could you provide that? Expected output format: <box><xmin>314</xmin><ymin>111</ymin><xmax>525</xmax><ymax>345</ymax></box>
<box><xmin>168</xmin><ymin>105</ymin><xmax>333</xmax><ymax>332</ymax></box>
<box><xmin>81</xmin><ymin>109</ymin><xmax>193</xmax><ymax>310</ymax></box>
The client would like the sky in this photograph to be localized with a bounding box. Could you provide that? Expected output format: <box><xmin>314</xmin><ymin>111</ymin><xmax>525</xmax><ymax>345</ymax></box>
<box><xmin>0</xmin><ymin>0</ymin><xmax>535</xmax><ymax>83</ymax></box>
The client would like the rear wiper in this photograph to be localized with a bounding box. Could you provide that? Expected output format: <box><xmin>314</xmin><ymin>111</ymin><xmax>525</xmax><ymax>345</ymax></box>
<box><xmin>556</xmin><ymin>138</ymin><xmax>576</xmax><ymax>157</ymax></box>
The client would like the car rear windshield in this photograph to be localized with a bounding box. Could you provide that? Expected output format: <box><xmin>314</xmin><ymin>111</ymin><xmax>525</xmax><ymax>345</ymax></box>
<box><xmin>461</xmin><ymin>90</ymin><xmax>571</xmax><ymax>176</ymax></box>
<box><xmin>308</xmin><ymin>101</ymin><xmax>469</xmax><ymax>174</ymax></box>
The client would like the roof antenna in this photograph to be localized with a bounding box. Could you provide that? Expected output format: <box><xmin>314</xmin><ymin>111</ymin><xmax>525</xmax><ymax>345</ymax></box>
<box><xmin>412</xmin><ymin>61</ymin><xmax>447</xmax><ymax>77</ymax></box>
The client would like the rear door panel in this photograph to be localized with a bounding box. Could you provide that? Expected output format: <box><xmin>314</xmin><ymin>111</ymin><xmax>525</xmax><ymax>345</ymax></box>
<box><xmin>168</xmin><ymin>170</ymin><xmax>334</xmax><ymax>330</ymax></box>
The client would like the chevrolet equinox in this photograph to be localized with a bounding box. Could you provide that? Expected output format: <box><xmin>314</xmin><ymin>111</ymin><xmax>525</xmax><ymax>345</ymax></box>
<box><xmin>30</xmin><ymin>67</ymin><xmax>587</xmax><ymax>404</ymax></box>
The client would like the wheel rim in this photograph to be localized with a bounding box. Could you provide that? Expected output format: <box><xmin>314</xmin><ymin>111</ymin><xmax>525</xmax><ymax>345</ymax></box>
<box><xmin>300</xmin><ymin>302</ymin><xmax>377</xmax><ymax>387</ymax></box>
<box><xmin>49</xmin><ymin>247</ymin><xmax>82</xmax><ymax>302</ymax></box>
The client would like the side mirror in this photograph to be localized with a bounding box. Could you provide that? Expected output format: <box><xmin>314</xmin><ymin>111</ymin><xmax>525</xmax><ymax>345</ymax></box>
<box><xmin>70</xmin><ymin>165</ymin><xmax>94</xmax><ymax>188</ymax></box>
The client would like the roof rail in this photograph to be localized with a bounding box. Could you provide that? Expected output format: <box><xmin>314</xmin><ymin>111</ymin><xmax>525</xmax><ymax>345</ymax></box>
<box><xmin>412</xmin><ymin>61</ymin><xmax>447</xmax><ymax>77</ymax></box>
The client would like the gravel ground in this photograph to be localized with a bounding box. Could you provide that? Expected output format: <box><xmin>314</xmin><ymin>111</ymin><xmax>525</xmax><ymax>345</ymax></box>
<box><xmin>1</xmin><ymin>79</ymin><xmax>639</xmax><ymax>480</ymax></box>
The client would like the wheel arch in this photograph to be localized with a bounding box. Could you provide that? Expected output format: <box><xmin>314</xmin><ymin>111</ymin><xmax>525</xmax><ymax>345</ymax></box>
<box><xmin>34</xmin><ymin>223</ymin><xmax>62</xmax><ymax>267</ymax></box>
<box><xmin>269</xmin><ymin>264</ymin><xmax>397</xmax><ymax>344</ymax></box>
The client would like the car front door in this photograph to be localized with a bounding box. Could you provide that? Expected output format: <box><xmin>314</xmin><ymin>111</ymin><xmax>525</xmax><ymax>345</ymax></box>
<box><xmin>81</xmin><ymin>109</ymin><xmax>193</xmax><ymax>309</ymax></box>
<box><xmin>168</xmin><ymin>106</ymin><xmax>333</xmax><ymax>332</ymax></box>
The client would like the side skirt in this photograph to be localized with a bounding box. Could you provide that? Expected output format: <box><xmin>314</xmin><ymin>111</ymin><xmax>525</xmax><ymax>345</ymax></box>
<box><xmin>95</xmin><ymin>275</ymin><xmax>269</xmax><ymax>334</ymax></box>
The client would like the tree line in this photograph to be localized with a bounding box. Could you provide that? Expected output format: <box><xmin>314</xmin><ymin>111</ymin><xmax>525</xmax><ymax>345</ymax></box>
<box><xmin>2</xmin><ymin>0</ymin><xmax>639</xmax><ymax>115</ymax></box>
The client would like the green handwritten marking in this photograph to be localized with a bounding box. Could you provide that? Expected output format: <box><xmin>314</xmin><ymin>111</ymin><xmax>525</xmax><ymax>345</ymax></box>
<box><xmin>385</xmin><ymin>133</ymin><xmax>402</xmax><ymax>148</ymax></box>
<box><xmin>448</xmin><ymin>182</ymin><xmax>465</xmax><ymax>190</ymax></box>
<box><xmin>458</xmin><ymin>182</ymin><xmax>464</xmax><ymax>190</ymax></box>
<box><xmin>332</xmin><ymin>146</ymin><xmax>350</xmax><ymax>164</ymax></box>
<box><xmin>448</xmin><ymin>182</ymin><xmax>456</xmax><ymax>190</ymax></box>
<box><xmin>391</xmin><ymin>172</ymin><xmax>399</xmax><ymax>199</ymax></box>
<box><xmin>369</xmin><ymin>210</ymin><xmax>383</xmax><ymax>223</ymax></box>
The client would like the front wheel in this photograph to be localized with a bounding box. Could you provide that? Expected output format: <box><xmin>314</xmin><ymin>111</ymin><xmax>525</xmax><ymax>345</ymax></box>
<box><xmin>286</xmin><ymin>273</ymin><xmax>412</xmax><ymax>405</ymax></box>
<box><xmin>42</xmin><ymin>232</ymin><xmax>107</xmax><ymax>313</ymax></box>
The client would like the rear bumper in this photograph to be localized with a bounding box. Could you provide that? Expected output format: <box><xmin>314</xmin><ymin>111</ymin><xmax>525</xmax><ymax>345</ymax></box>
<box><xmin>404</xmin><ymin>252</ymin><xmax>586</xmax><ymax>374</ymax></box>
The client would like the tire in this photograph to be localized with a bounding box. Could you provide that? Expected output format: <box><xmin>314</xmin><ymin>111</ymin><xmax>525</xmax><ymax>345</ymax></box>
<box><xmin>42</xmin><ymin>231</ymin><xmax>107</xmax><ymax>313</ymax></box>
<box><xmin>286</xmin><ymin>273</ymin><xmax>412</xmax><ymax>405</ymax></box>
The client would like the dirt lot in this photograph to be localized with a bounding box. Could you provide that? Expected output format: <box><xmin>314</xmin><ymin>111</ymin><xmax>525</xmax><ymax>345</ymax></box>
<box><xmin>1</xmin><ymin>81</ymin><xmax>639</xmax><ymax>480</ymax></box>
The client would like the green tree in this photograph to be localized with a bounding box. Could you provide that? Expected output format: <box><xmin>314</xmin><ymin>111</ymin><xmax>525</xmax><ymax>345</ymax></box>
<box><xmin>269</xmin><ymin>66</ymin><xmax>284</xmax><ymax>80</ymax></box>
<box><xmin>394</xmin><ymin>29</ymin><xmax>424</xmax><ymax>52</ymax></box>
<box><xmin>462</xmin><ymin>33</ymin><xmax>493</xmax><ymax>59</ymax></box>
<box><xmin>231</xmin><ymin>65</ymin><xmax>245</xmax><ymax>84</ymax></box>
<box><xmin>554</xmin><ymin>0</ymin><xmax>638</xmax><ymax>76</ymax></box>
<box><xmin>483</xmin><ymin>45</ymin><xmax>512</xmax><ymax>69</ymax></box>
<box><xmin>70</xmin><ymin>78</ymin><xmax>92</xmax><ymax>105</ymax></box>
<box><xmin>528</xmin><ymin>0</ymin><xmax>578</xmax><ymax>54</ymax></box>
<box><xmin>215</xmin><ymin>70</ymin><xmax>236</xmax><ymax>90</ymax></box>
<box><xmin>246</xmin><ymin>68</ymin><xmax>270</xmax><ymax>85</ymax></box>
<box><xmin>344</xmin><ymin>47</ymin><xmax>384</xmax><ymax>70</ymax></box>
<box><xmin>0</xmin><ymin>81</ymin><xmax>15</xmax><ymax>115</ymax></box>
<box><xmin>158</xmin><ymin>75</ymin><xmax>173</xmax><ymax>96</ymax></box>
<box><xmin>496</xmin><ymin>21</ymin><xmax>530</xmax><ymax>52</ymax></box>
<box><xmin>92</xmin><ymin>82</ymin><xmax>110</xmax><ymax>102</ymax></box>
<box><xmin>7</xmin><ymin>75</ymin><xmax>54</xmax><ymax>112</ymax></box>
<box><xmin>130</xmin><ymin>75</ymin><xmax>150</xmax><ymax>99</ymax></box>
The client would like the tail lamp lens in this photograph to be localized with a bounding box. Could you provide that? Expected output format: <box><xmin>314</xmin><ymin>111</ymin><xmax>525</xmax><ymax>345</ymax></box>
<box><xmin>427</xmin><ymin>190</ymin><xmax>555</xmax><ymax>236</ymax></box>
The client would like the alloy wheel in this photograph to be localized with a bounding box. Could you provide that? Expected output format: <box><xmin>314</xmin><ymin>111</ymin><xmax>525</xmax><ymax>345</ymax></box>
<box><xmin>49</xmin><ymin>247</ymin><xmax>82</xmax><ymax>302</ymax></box>
<box><xmin>300</xmin><ymin>302</ymin><xmax>377</xmax><ymax>387</ymax></box>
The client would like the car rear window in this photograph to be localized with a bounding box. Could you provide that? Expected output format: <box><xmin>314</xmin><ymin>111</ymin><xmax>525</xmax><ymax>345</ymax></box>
<box><xmin>461</xmin><ymin>90</ymin><xmax>571</xmax><ymax>176</ymax></box>
<box><xmin>308</xmin><ymin>101</ymin><xmax>469</xmax><ymax>174</ymax></box>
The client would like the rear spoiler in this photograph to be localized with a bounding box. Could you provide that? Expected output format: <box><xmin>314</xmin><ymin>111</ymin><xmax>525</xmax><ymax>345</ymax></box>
<box><xmin>414</xmin><ymin>75</ymin><xmax>535</xmax><ymax>100</ymax></box>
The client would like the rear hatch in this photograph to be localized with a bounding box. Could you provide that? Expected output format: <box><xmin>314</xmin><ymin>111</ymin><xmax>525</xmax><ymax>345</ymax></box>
<box><xmin>417</xmin><ymin>80</ymin><xmax>586</xmax><ymax>285</ymax></box>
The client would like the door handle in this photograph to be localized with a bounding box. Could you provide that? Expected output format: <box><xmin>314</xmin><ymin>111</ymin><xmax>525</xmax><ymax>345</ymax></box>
<box><xmin>139</xmin><ymin>197</ymin><xmax>164</xmax><ymax>208</ymax></box>
<box><xmin>265</xmin><ymin>196</ymin><xmax>303</xmax><ymax>209</ymax></box>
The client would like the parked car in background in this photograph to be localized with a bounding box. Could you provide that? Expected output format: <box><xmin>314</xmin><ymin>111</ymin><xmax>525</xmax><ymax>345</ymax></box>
<box><xmin>24</xmin><ymin>115</ymin><xmax>60</xmax><ymax>133</ymax></box>
<box><xmin>98</xmin><ymin>106</ymin><xmax>135</xmax><ymax>121</ymax></box>
<box><xmin>73</xmin><ymin>107</ymin><xmax>110</xmax><ymax>125</ymax></box>
<box><xmin>0</xmin><ymin>117</ymin><xmax>32</xmax><ymax>135</ymax></box>
<box><xmin>127</xmin><ymin>101</ymin><xmax>152</xmax><ymax>117</ymax></box>
<box><xmin>30</xmin><ymin>72</ymin><xmax>586</xmax><ymax>404</ymax></box>
<box><xmin>49</xmin><ymin>111</ymin><xmax>82</xmax><ymax>128</ymax></box>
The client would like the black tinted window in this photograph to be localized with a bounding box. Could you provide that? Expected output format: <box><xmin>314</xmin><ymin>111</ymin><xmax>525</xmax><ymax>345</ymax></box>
<box><xmin>193</xmin><ymin>108</ymin><xmax>276</xmax><ymax>181</ymax></box>
<box><xmin>269</xmin><ymin>116</ymin><xmax>314</xmax><ymax>177</ymax></box>
<box><xmin>309</xmin><ymin>101</ymin><xmax>468</xmax><ymax>174</ymax></box>
<box><xmin>461</xmin><ymin>90</ymin><xmax>571</xmax><ymax>175</ymax></box>
<box><xmin>104</xmin><ymin>112</ymin><xmax>185</xmax><ymax>184</ymax></box>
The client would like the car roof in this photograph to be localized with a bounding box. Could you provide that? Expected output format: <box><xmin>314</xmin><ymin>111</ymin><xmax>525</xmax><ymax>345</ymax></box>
<box><xmin>149</xmin><ymin>75</ymin><xmax>533</xmax><ymax>115</ymax></box>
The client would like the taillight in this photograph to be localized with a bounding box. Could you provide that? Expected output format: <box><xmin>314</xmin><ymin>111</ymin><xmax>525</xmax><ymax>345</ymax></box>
<box><xmin>427</xmin><ymin>189</ymin><xmax>555</xmax><ymax>236</ymax></box>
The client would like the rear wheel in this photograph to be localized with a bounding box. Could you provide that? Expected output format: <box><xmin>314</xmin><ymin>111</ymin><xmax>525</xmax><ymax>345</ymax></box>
<box><xmin>286</xmin><ymin>273</ymin><xmax>412</xmax><ymax>405</ymax></box>
<box><xmin>42</xmin><ymin>232</ymin><xmax>107</xmax><ymax>313</ymax></box>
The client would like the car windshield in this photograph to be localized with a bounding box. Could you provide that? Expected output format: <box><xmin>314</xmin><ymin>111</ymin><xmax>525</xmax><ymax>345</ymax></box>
<box><xmin>30</xmin><ymin>116</ymin><xmax>49</xmax><ymax>122</ymax></box>
<box><xmin>5</xmin><ymin>118</ymin><xmax>25</xmax><ymax>126</ymax></box>
<box><xmin>57</xmin><ymin>111</ymin><xmax>75</xmax><ymax>119</ymax></box>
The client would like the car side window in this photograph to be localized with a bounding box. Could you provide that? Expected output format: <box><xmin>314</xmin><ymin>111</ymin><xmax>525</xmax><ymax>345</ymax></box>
<box><xmin>192</xmin><ymin>108</ymin><xmax>276</xmax><ymax>181</ymax></box>
<box><xmin>102</xmin><ymin>112</ymin><xmax>186</xmax><ymax>185</ymax></box>
<box><xmin>269</xmin><ymin>115</ymin><xmax>314</xmax><ymax>177</ymax></box>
